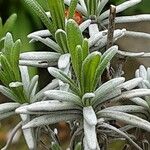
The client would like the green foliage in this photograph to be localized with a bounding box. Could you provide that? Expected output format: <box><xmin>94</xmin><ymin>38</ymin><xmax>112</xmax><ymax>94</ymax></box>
<box><xmin>0</xmin><ymin>33</ymin><xmax>27</xmax><ymax>103</ymax></box>
<box><xmin>0</xmin><ymin>14</ymin><xmax>17</xmax><ymax>50</ymax></box>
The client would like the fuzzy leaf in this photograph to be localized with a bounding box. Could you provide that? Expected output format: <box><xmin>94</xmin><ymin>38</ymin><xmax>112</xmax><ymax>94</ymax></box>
<box><xmin>44</xmin><ymin>90</ymin><xmax>82</xmax><ymax>106</ymax></box>
<box><xmin>93</xmin><ymin>45</ymin><xmax>118</xmax><ymax>87</ymax></box>
<box><xmin>48</xmin><ymin>67</ymin><xmax>80</xmax><ymax>95</ymax></box>
<box><xmin>24</xmin><ymin>0</ymin><xmax>54</xmax><ymax>36</ymax></box>
<box><xmin>58</xmin><ymin>53</ymin><xmax>70</xmax><ymax>69</ymax></box>
<box><xmin>26</xmin><ymin>101</ymin><xmax>81</xmax><ymax>112</ymax></box>
<box><xmin>81</xmin><ymin>51</ymin><xmax>101</xmax><ymax>93</ymax></box>
<box><xmin>19</xmin><ymin>66</ymin><xmax>30</xmax><ymax>95</ymax></box>
<box><xmin>3</xmin><ymin>32</ymin><xmax>14</xmax><ymax>62</ymax></box>
<box><xmin>84</xmin><ymin>119</ymin><xmax>97</xmax><ymax>150</ymax></box>
<box><xmin>20</xmin><ymin>51</ymin><xmax>61</xmax><ymax>61</ymax></box>
<box><xmin>66</xmin><ymin>19</ymin><xmax>83</xmax><ymax>76</ymax></box>
<box><xmin>10</xmin><ymin>39</ymin><xmax>21</xmax><ymax>81</ymax></box>
<box><xmin>0</xmin><ymin>102</ymin><xmax>20</xmax><ymax>114</ymax></box>
<box><xmin>0</xmin><ymin>85</ymin><xmax>17</xmax><ymax>101</ymax></box>
<box><xmin>23</xmin><ymin>113</ymin><xmax>81</xmax><ymax>129</ymax></box>
<box><xmin>68</xmin><ymin>0</ymin><xmax>79</xmax><ymax>19</ymax></box>
<box><xmin>2</xmin><ymin>14</ymin><xmax>17</xmax><ymax>37</ymax></box>
<box><xmin>55</xmin><ymin>29</ymin><xmax>69</xmax><ymax>53</ymax></box>
<box><xmin>32</xmin><ymin>79</ymin><xmax>59</xmax><ymax>102</ymax></box>
<box><xmin>48</xmin><ymin>0</ymin><xmax>65</xmax><ymax>31</ymax></box>
<box><xmin>83</xmin><ymin>106</ymin><xmax>97</xmax><ymax>126</ymax></box>
<box><xmin>97</xmin><ymin>110</ymin><xmax>150</xmax><ymax>132</ymax></box>
<box><xmin>20</xmin><ymin>114</ymin><xmax>36</xmax><ymax>150</ymax></box>
<box><xmin>82</xmin><ymin>38</ymin><xmax>89</xmax><ymax>60</ymax></box>
<box><xmin>92</xmin><ymin>77</ymin><xmax>125</xmax><ymax>104</ymax></box>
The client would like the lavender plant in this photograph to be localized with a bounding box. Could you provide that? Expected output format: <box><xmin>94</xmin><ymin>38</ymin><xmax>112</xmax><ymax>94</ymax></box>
<box><xmin>1</xmin><ymin>0</ymin><xmax>150</xmax><ymax>150</ymax></box>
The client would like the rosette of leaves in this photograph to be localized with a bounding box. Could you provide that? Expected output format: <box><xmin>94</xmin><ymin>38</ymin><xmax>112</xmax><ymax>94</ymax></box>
<box><xmin>0</xmin><ymin>33</ymin><xmax>59</xmax><ymax>150</ymax></box>
<box><xmin>17</xmin><ymin>23</ymin><xmax>150</xmax><ymax>150</ymax></box>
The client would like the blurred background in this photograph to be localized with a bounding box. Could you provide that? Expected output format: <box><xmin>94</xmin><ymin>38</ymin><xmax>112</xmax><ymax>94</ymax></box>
<box><xmin>0</xmin><ymin>0</ymin><xmax>150</xmax><ymax>149</ymax></box>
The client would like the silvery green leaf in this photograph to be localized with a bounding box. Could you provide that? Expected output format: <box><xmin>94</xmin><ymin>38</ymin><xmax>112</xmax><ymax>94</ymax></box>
<box><xmin>20</xmin><ymin>52</ymin><xmax>60</xmax><ymax>61</ymax></box>
<box><xmin>129</xmin><ymin>97</ymin><xmax>149</xmax><ymax>109</ymax></box>
<box><xmin>102</xmin><ymin>14</ymin><xmax>150</xmax><ymax>25</ymax></box>
<box><xmin>147</xmin><ymin>67</ymin><xmax>150</xmax><ymax>83</ymax></box>
<box><xmin>64</xmin><ymin>0</ymin><xmax>87</xmax><ymax>16</ymax></box>
<box><xmin>32</xmin><ymin>79</ymin><xmax>59</xmax><ymax>102</ymax></box>
<box><xmin>98</xmin><ymin>123</ymin><xmax>142</xmax><ymax>150</ymax></box>
<box><xmin>44</xmin><ymin>90</ymin><xmax>82</xmax><ymax>106</ymax></box>
<box><xmin>135</xmin><ymin>69</ymin><xmax>140</xmax><ymax>78</ymax></box>
<box><xmin>97</xmin><ymin>110</ymin><xmax>150</xmax><ymax>132</ymax></box>
<box><xmin>89</xmin><ymin>30</ymin><xmax>107</xmax><ymax>47</ymax></box>
<box><xmin>85</xmin><ymin>0</ymin><xmax>98</xmax><ymax>16</ymax></box>
<box><xmin>0</xmin><ymin>85</ymin><xmax>17</xmax><ymax>101</ymax></box>
<box><xmin>75</xmin><ymin>45</ymin><xmax>83</xmax><ymax>86</ymax></box>
<box><xmin>139</xmin><ymin>65</ymin><xmax>147</xmax><ymax>80</ymax></box>
<box><xmin>125</xmin><ymin>31</ymin><xmax>150</xmax><ymax>40</ymax></box>
<box><xmin>117</xmin><ymin>50</ymin><xmax>145</xmax><ymax>57</ymax></box>
<box><xmin>99</xmin><ymin>0</ymin><xmax>141</xmax><ymax>21</ymax></box>
<box><xmin>27</xmin><ymin>30</ymin><xmax>51</xmax><ymax>38</ymax></box>
<box><xmin>9</xmin><ymin>82</ymin><xmax>23</xmax><ymax>88</ymax></box>
<box><xmin>0</xmin><ymin>103</ymin><xmax>20</xmax><ymax>114</ymax></box>
<box><xmin>58</xmin><ymin>53</ymin><xmax>70</xmax><ymax>69</ymax></box>
<box><xmin>66</xmin><ymin>19</ymin><xmax>83</xmax><ymax>77</ymax></box>
<box><xmin>26</xmin><ymin>101</ymin><xmax>82</xmax><ymax>112</ymax></box>
<box><xmin>24</xmin><ymin>0</ymin><xmax>54</xmax><ymax>35</ymax></box>
<box><xmin>29</xmin><ymin>36</ymin><xmax>62</xmax><ymax>53</ymax></box>
<box><xmin>82</xmin><ymin>93</ymin><xmax>95</xmax><ymax>106</ymax></box>
<box><xmin>48</xmin><ymin>67</ymin><xmax>79</xmax><ymax>94</ymax></box>
<box><xmin>81</xmin><ymin>51</ymin><xmax>101</xmax><ymax>93</ymax></box>
<box><xmin>118</xmin><ymin>77</ymin><xmax>143</xmax><ymax>90</ymax></box>
<box><xmin>15</xmin><ymin>105</ymin><xmax>29</xmax><ymax>114</ymax></box>
<box><xmin>27</xmin><ymin>75</ymin><xmax>39</xmax><ymax>99</ymax></box>
<box><xmin>19</xmin><ymin>66</ymin><xmax>30</xmax><ymax>94</ymax></box>
<box><xmin>93</xmin><ymin>46</ymin><xmax>118</xmax><ymax>86</ymax></box>
<box><xmin>94</xmin><ymin>88</ymin><xmax>122</xmax><ymax>108</ymax></box>
<box><xmin>82</xmin><ymin>38</ymin><xmax>89</xmax><ymax>60</ymax></box>
<box><xmin>96</xmin><ymin>29</ymin><xmax>126</xmax><ymax>48</ymax></box>
<box><xmin>97</xmin><ymin>0</ymin><xmax>109</xmax><ymax>15</ymax></box>
<box><xmin>19</xmin><ymin>60</ymin><xmax>57</xmax><ymax>68</ymax></box>
<box><xmin>20</xmin><ymin>114</ymin><xmax>36</xmax><ymax>150</ymax></box>
<box><xmin>79</xmin><ymin>19</ymin><xmax>91</xmax><ymax>32</ymax></box>
<box><xmin>0</xmin><ymin>111</ymin><xmax>15</xmax><ymax>120</ymax></box>
<box><xmin>3</xmin><ymin>33</ymin><xmax>13</xmax><ymax>61</ymax></box>
<box><xmin>48</xmin><ymin>0</ymin><xmax>65</xmax><ymax>31</ymax></box>
<box><xmin>104</xmin><ymin>105</ymin><xmax>147</xmax><ymax>114</ymax></box>
<box><xmin>22</xmin><ymin>113</ymin><xmax>81</xmax><ymax>129</ymax></box>
<box><xmin>30</xmin><ymin>81</ymin><xmax>38</xmax><ymax>101</ymax></box>
<box><xmin>89</xmin><ymin>23</ymin><xmax>99</xmax><ymax>37</ymax></box>
<box><xmin>55</xmin><ymin>29</ymin><xmax>69</xmax><ymax>53</ymax></box>
<box><xmin>84</xmin><ymin>119</ymin><xmax>97</xmax><ymax>150</ymax></box>
<box><xmin>79</xmin><ymin>0</ymin><xmax>87</xmax><ymax>11</ymax></box>
<box><xmin>111</xmin><ymin>89</ymin><xmax>150</xmax><ymax>102</ymax></box>
<box><xmin>92</xmin><ymin>77</ymin><xmax>125</xmax><ymax>104</ymax></box>
<box><xmin>83</xmin><ymin>106</ymin><xmax>97</xmax><ymax>126</ymax></box>
<box><xmin>68</xmin><ymin>0</ymin><xmax>79</xmax><ymax>19</ymax></box>
<box><xmin>143</xmin><ymin>80</ymin><xmax>150</xmax><ymax>88</ymax></box>
<box><xmin>83</xmin><ymin>137</ymin><xmax>90</xmax><ymax>150</ymax></box>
